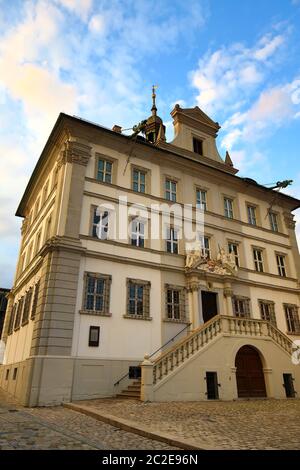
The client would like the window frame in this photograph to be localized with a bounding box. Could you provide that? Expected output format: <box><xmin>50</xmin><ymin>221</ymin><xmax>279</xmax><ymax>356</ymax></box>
<box><xmin>253</xmin><ymin>248</ymin><xmax>264</xmax><ymax>272</ymax></box>
<box><xmin>258</xmin><ymin>300</ymin><xmax>277</xmax><ymax>326</ymax></box>
<box><xmin>284</xmin><ymin>304</ymin><xmax>300</xmax><ymax>334</ymax></box>
<box><xmin>269</xmin><ymin>211</ymin><xmax>279</xmax><ymax>232</ymax></box>
<box><xmin>165</xmin><ymin>178</ymin><xmax>177</xmax><ymax>202</ymax></box>
<box><xmin>165</xmin><ymin>285</ymin><xmax>186</xmax><ymax>322</ymax></box>
<box><xmin>125</xmin><ymin>279</ymin><xmax>151</xmax><ymax>320</ymax></box>
<box><xmin>132</xmin><ymin>166</ymin><xmax>148</xmax><ymax>193</ymax></box>
<box><xmin>130</xmin><ymin>218</ymin><xmax>145</xmax><ymax>248</ymax></box>
<box><xmin>228</xmin><ymin>242</ymin><xmax>239</xmax><ymax>267</ymax></box>
<box><xmin>166</xmin><ymin>227</ymin><xmax>179</xmax><ymax>254</ymax></box>
<box><xmin>224</xmin><ymin>197</ymin><xmax>234</xmax><ymax>219</ymax></box>
<box><xmin>81</xmin><ymin>272</ymin><xmax>112</xmax><ymax>316</ymax></box>
<box><xmin>196</xmin><ymin>189</ymin><xmax>207</xmax><ymax>211</ymax></box>
<box><xmin>247</xmin><ymin>204</ymin><xmax>257</xmax><ymax>226</ymax></box>
<box><xmin>91</xmin><ymin>206</ymin><xmax>109</xmax><ymax>240</ymax></box>
<box><xmin>276</xmin><ymin>254</ymin><xmax>287</xmax><ymax>277</ymax></box>
<box><xmin>89</xmin><ymin>326</ymin><xmax>100</xmax><ymax>347</ymax></box>
<box><xmin>232</xmin><ymin>296</ymin><xmax>251</xmax><ymax>318</ymax></box>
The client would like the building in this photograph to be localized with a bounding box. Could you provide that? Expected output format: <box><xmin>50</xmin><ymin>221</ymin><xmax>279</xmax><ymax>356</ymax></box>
<box><xmin>1</xmin><ymin>91</ymin><xmax>300</xmax><ymax>406</ymax></box>
<box><xmin>0</xmin><ymin>288</ymin><xmax>9</xmax><ymax>339</ymax></box>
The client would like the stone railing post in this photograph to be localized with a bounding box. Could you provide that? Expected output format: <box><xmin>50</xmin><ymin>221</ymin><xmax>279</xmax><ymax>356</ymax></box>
<box><xmin>141</xmin><ymin>354</ymin><xmax>154</xmax><ymax>402</ymax></box>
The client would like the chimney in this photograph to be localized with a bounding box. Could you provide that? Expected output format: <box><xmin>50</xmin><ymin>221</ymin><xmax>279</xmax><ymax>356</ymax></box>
<box><xmin>112</xmin><ymin>125</ymin><xmax>122</xmax><ymax>133</ymax></box>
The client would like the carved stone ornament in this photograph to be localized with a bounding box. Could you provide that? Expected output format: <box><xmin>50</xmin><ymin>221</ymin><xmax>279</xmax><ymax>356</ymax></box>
<box><xmin>185</xmin><ymin>246</ymin><xmax>238</xmax><ymax>276</ymax></box>
<box><xmin>59</xmin><ymin>139</ymin><xmax>92</xmax><ymax>167</ymax></box>
<box><xmin>283</xmin><ymin>211</ymin><xmax>296</xmax><ymax>229</ymax></box>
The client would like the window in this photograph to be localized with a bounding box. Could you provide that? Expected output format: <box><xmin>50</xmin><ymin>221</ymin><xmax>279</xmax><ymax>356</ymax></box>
<box><xmin>92</xmin><ymin>207</ymin><xmax>109</xmax><ymax>239</ymax></box>
<box><xmin>45</xmin><ymin>216</ymin><xmax>52</xmax><ymax>241</ymax></box>
<box><xmin>8</xmin><ymin>304</ymin><xmax>17</xmax><ymax>335</ymax></box>
<box><xmin>166</xmin><ymin>227</ymin><xmax>178</xmax><ymax>254</ymax></box>
<box><xmin>89</xmin><ymin>326</ymin><xmax>100</xmax><ymax>347</ymax></box>
<box><xmin>165</xmin><ymin>179</ymin><xmax>177</xmax><ymax>202</ymax></box>
<box><xmin>197</xmin><ymin>234</ymin><xmax>211</xmax><ymax>259</ymax></box>
<box><xmin>26</xmin><ymin>242</ymin><xmax>33</xmax><ymax>266</ymax></box>
<box><xmin>228</xmin><ymin>242</ymin><xmax>239</xmax><ymax>267</ymax></box>
<box><xmin>22</xmin><ymin>288</ymin><xmax>33</xmax><ymax>325</ymax></box>
<box><xmin>276</xmin><ymin>254</ymin><xmax>286</xmax><ymax>277</ymax></box>
<box><xmin>253</xmin><ymin>249</ymin><xmax>264</xmax><ymax>272</ymax></box>
<box><xmin>165</xmin><ymin>287</ymin><xmax>185</xmax><ymax>321</ymax></box>
<box><xmin>34</xmin><ymin>196</ymin><xmax>40</xmax><ymax>219</ymax></box>
<box><xmin>35</xmin><ymin>231</ymin><xmax>42</xmax><ymax>254</ymax></box>
<box><xmin>5</xmin><ymin>369</ymin><xmax>9</xmax><ymax>380</ymax></box>
<box><xmin>42</xmin><ymin>181</ymin><xmax>49</xmax><ymax>204</ymax></box>
<box><xmin>130</xmin><ymin>219</ymin><xmax>145</xmax><ymax>248</ymax></box>
<box><xmin>97</xmin><ymin>158</ymin><xmax>112</xmax><ymax>183</ymax></box>
<box><xmin>259</xmin><ymin>300</ymin><xmax>276</xmax><ymax>326</ymax></box>
<box><xmin>196</xmin><ymin>189</ymin><xmax>207</xmax><ymax>210</ymax></box>
<box><xmin>224</xmin><ymin>198</ymin><xmax>233</xmax><ymax>219</ymax></box>
<box><xmin>132</xmin><ymin>169</ymin><xmax>146</xmax><ymax>193</ymax></box>
<box><xmin>13</xmin><ymin>368</ymin><xmax>18</xmax><ymax>380</ymax></box>
<box><xmin>284</xmin><ymin>304</ymin><xmax>300</xmax><ymax>334</ymax></box>
<box><xmin>31</xmin><ymin>281</ymin><xmax>40</xmax><ymax>320</ymax></box>
<box><xmin>232</xmin><ymin>296</ymin><xmax>250</xmax><ymax>318</ymax></box>
<box><xmin>247</xmin><ymin>205</ymin><xmax>257</xmax><ymax>225</ymax></box>
<box><xmin>84</xmin><ymin>273</ymin><xmax>111</xmax><ymax>315</ymax></box>
<box><xmin>14</xmin><ymin>297</ymin><xmax>24</xmax><ymax>330</ymax></box>
<box><xmin>126</xmin><ymin>279</ymin><xmax>150</xmax><ymax>319</ymax></box>
<box><xmin>193</xmin><ymin>137</ymin><xmax>203</xmax><ymax>155</ymax></box>
<box><xmin>269</xmin><ymin>211</ymin><xmax>278</xmax><ymax>232</ymax></box>
<box><xmin>205</xmin><ymin>372</ymin><xmax>219</xmax><ymax>400</ymax></box>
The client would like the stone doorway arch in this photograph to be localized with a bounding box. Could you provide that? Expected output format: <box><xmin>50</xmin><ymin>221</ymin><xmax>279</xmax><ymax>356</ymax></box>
<box><xmin>235</xmin><ymin>345</ymin><xmax>267</xmax><ymax>398</ymax></box>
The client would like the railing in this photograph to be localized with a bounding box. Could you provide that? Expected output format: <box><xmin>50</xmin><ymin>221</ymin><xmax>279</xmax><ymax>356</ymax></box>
<box><xmin>153</xmin><ymin>316</ymin><xmax>222</xmax><ymax>384</ymax></box>
<box><xmin>113</xmin><ymin>322</ymin><xmax>191</xmax><ymax>387</ymax></box>
<box><xmin>152</xmin><ymin>315</ymin><xmax>294</xmax><ymax>385</ymax></box>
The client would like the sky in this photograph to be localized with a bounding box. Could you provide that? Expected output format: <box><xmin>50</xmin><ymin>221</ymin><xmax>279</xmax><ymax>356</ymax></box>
<box><xmin>0</xmin><ymin>0</ymin><xmax>300</xmax><ymax>288</ymax></box>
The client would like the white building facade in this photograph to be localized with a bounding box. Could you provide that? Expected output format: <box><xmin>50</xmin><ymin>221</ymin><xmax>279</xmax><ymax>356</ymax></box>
<box><xmin>1</xmin><ymin>102</ymin><xmax>300</xmax><ymax>405</ymax></box>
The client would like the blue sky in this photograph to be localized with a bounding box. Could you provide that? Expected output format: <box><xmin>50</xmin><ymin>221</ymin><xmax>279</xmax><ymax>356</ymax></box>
<box><xmin>0</xmin><ymin>0</ymin><xmax>300</xmax><ymax>288</ymax></box>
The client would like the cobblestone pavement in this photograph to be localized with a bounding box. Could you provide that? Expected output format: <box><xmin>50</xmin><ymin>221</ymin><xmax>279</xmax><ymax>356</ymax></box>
<box><xmin>0</xmin><ymin>390</ymin><xmax>177</xmax><ymax>450</ymax></box>
<box><xmin>75</xmin><ymin>398</ymin><xmax>300</xmax><ymax>450</ymax></box>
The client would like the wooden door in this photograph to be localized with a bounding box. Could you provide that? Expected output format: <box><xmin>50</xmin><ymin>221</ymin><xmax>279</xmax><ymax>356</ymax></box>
<box><xmin>235</xmin><ymin>346</ymin><xmax>266</xmax><ymax>398</ymax></box>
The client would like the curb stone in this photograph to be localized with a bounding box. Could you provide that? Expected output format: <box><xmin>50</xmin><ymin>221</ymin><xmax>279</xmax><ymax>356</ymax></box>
<box><xmin>63</xmin><ymin>402</ymin><xmax>214</xmax><ymax>450</ymax></box>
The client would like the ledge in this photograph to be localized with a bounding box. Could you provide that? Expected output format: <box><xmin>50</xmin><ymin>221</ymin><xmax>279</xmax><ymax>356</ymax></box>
<box><xmin>123</xmin><ymin>314</ymin><xmax>152</xmax><ymax>321</ymax></box>
<box><xmin>79</xmin><ymin>310</ymin><xmax>112</xmax><ymax>317</ymax></box>
<box><xmin>163</xmin><ymin>318</ymin><xmax>190</xmax><ymax>324</ymax></box>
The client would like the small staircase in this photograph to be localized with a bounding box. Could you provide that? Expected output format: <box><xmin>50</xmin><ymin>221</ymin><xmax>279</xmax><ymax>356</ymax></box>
<box><xmin>116</xmin><ymin>379</ymin><xmax>141</xmax><ymax>399</ymax></box>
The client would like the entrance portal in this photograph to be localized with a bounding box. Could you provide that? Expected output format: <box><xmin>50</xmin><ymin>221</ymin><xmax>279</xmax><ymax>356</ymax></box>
<box><xmin>235</xmin><ymin>345</ymin><xmax>267</xmax><ymax>398</ymax></box>
<box><xmin>201</xmin><ymin>291</ymin><xmax>218</xmax><ymax>323</ymax></box>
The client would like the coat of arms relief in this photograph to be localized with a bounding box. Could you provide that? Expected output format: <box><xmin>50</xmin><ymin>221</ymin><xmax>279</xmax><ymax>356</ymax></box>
<box><xmin>185</xmin><ymin>245</ymin><xmax>238</xmax><ymax>276</ymax></box>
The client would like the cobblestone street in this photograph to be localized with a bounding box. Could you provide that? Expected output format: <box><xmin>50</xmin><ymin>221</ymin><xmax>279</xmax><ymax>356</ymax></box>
<box><xmin>74</xmin><ymin>397</ymin><xmax>300</xmax><ymax>450</ymax></box>
<box><xmin>0</xmin><ymin>390</ymin><xmax>176</xmax><ymax>450</ymax></box>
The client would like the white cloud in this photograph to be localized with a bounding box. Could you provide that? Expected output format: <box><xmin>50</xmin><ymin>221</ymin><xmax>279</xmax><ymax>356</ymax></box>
<box><xmin>54</xmin><ymin>0</ymin><xmax>93</xmax><ymax>21</ymax></box>
<box><xmin>88</xmin><ymin>14</ymin><xmax>105</xmax><ymax>34</ymax></box>
<box><xmin>253</xmin><ymin>34</ymin><xmax>284</xmax><ymax>61</ymax></box>
<box><xmin>190</xmin><ymin>31</ymin><xmax>287</xmax><ymax>115</ymax></box>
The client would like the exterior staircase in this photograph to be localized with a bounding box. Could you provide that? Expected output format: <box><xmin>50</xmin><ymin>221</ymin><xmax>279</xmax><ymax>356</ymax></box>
<box><xmin>116</xmin><ymin>379</ymin><xmax>141</xmax><ymax>399</ymax></box>
<box><xmin>152</xmin><ymin>315</ymin><xmax>294</xmax><ymax>386</ymax></box>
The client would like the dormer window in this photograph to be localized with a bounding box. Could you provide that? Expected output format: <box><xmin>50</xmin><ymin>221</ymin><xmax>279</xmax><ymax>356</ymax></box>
<box><xmin>193</xmin><ymin>138</ymin><xmax>203</xmax><ymax>155</ymax></box>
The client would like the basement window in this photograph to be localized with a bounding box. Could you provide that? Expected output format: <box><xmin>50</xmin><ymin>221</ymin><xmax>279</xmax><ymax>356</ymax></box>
<box><xmin>89</xmin><ymin>326</ymin><xmax>100</xmax><ymax>347</ymax></box>
<box><xmin>5</xmin><ymin>369</ymin><xmax>9</xmax><ymax>380</ymax></box>
<box><xmin>13</xmin><ymin>368</ymin><xmax>18</xmax><ymax>380</ymax></box>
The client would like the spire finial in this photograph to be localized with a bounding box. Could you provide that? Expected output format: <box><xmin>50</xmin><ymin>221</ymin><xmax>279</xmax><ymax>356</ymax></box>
<box><xmin>152</xmin><ymin>85</ymin><xmax>158</xmax><ymax>116</ymax></box>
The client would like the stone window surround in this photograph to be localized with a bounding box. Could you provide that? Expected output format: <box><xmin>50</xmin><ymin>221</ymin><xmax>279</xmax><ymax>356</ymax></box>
<box><xmin>94</xmin><ymin>152</ymin><xmax>118</xmax><ymax>185</ymax></box>
<box><xmin>80</xmin><ymin>272</ymin><xmax>112</xmax><ymax>316</ymax></box>
<box><xmin>124</xmin><ymin>278</ymin><xmax>152</xmax><ymax>321</ymax></box>
<box><xmin>246</xmin><ymin>202</ymin><xmax>260</xmax><ymax>226</ymax></box>
<box><xmin>283</xmin><ymin>303</ymin><xmax>300</xmax><ymax>335</ymax></box>
<box><xmin>131</xmin><ymin>163</ymin><xmax>151</xmax><ymax>194</ymax></box>
<box><xmin>268</xmin><ymin>210</ymin><xmax>280</xmax><ymax>232</ymax></box>
<box><xmin>163</xmin><ymin>173</ymin><xmax>181</xmax><ymax>202</ymax></box>
<box><xmin>195</xmin><ymin>186</ymin><xmax>208</xmax><ymax>211</ymax></box>
<box><xmin>164</xmin><ymin>283</ymin><xmax>187</xmax><ymax>323</ymax></box>
<box><xmin>258</xmin><ymin>299</ymin><xmax>277</xmax><ymax>326</ymax></box>
<box><xmin>275</xmin><ymin>251</ymin><xmax>288</xmax><ymax>277</ymax></box>
<box><xmin>252</xmin><ymin>245</ymin><xmax>266</xmax><ymax>273</ymax></box>
<box><xmin>232</xmin><ymin>295</ymin><xmax>251</xmax><ymax>318</ymax></box>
